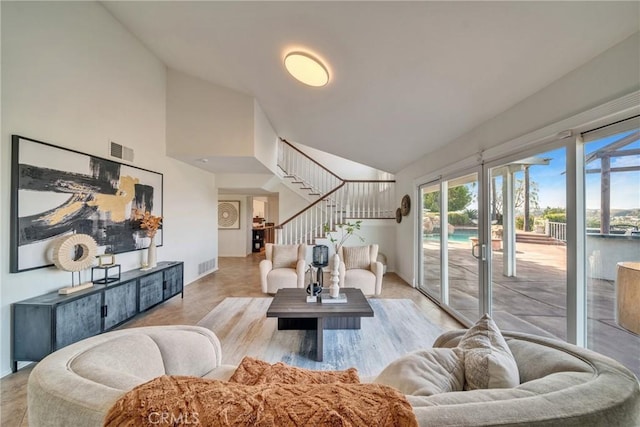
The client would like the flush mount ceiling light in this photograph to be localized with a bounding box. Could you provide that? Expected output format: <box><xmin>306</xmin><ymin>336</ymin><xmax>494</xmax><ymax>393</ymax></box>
<box><xmin>284</xmin><ymin>52</ymin><xmax>329</xmax><ymax>87</ymax></box>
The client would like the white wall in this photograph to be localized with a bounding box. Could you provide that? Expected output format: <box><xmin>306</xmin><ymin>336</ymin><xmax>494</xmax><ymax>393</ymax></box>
<box><xmin>218</xmin><ymin>195</ymin><xmax>252</xmax><ymax>256</ymax></box>
<box><xmin>253</xmin><ymin>199</ymin><xmax>266</xmax><ymax>218</ymax></box>
<box><xmin>394</xmin><ymin>32</ymin><xmax>640</xmax><ymax>286</ymax></box>
<box><xmin>277</xmin><ymin>183</ymin><xmax>311</xmax><ymax>223</ymax></box>
<box><xmin>291</xmin><ymin>141</ymin><xmax>390</xmax><ymax>180</ymax></box>
<box><xmin>315</xmin><ymin>220</ymin><xmax>396</xmax><ymax>272</ymax></box>
<box><xmin>0</xmin><ymin>1</ymin><xmax>217</xmax><ymax>377</ymax></box>
<box><xmin>254</xmin><ymin>101</ymin><xmax>279</xmax><ymax>174</ymax></box>
<box><xmin>166</xmin><ymin>68</ymin><xmax>254</xmax><ymax>158</ymax></box>
<box><xmin>266</xmin><ymin>195</ymin><xmax>279</xmax><ymax>224</ymax></box>
<box><xmin>586</xmin><ymin>236</ymin><xmax>640</xmax><ymax>281</ymax></box>
<box><xmin>216</xmin><ymin>173</ymin><xmax>275</xmax><ymax>190</ymax></box>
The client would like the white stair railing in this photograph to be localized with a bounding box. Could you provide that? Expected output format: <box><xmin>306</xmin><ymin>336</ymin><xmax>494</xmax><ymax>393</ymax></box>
<box><xmin>276</xmin><ymin>139</ymin><xmax>395</xmax><ymax>245</ymax></box>
<box><xmin>277</xmin><ymin>139</ymin><xmax>341</xmax><ymax>197</ymax></box>
<box><xmin>547</xmin><ymin>220</ymin><xmax>567</xmax><ymax>242</ymax></box>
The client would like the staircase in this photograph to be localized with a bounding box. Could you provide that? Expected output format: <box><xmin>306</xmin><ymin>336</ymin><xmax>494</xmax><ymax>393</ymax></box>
<box><xmin>275</xmin><ymin>139</ymin><xmax>396</xmax><ymax>245</ymax></box>
<box><xmin>516</xmin><ymin>231</ymin><xmax>566</xmax><ymax>246</ymax></box>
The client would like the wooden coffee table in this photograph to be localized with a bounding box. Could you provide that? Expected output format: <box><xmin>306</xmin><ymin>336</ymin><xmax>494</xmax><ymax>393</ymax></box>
<box><xmin>266</xmin><ymin>288</ymin><xmax>374</xmax><ymax>361</ymax></box>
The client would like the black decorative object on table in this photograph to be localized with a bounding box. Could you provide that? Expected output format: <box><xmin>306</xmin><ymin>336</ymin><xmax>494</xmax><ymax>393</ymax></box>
<box><xmin>91</xmin><ymin>264</ymin><xmax>121</xmax><ymax>284</ymax></box>
<box><xmin>312</xmin><ymin>245</ymin><xmax>329</xmax><ymax>288</ymax></box>
<box><xmin>304</xmin><ymin>245</ymin><xmax>329</xmax><ymax>302</ymax></box>
<box><xmin>306</xmin><ymin>282</ymin><xmax>323</xmax><ymax>297</ymax></box>
<box><xmin>313</xmin><ymin>245</ymin><xmax>329</xmax><ymax>268</ymax></box>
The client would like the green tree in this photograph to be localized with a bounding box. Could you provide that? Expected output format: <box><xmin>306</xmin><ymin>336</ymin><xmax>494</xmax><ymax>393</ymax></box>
<box><xmin>543</xmin><ymin>207</ymin><xmax>566</xmax><ymax>224</ymax></box>
<box><xmin>543</xmin><ymin>207</ymin><xmax>565</xmax><ymax>216</ymax></box>
<box><xmin>423</xmin><ymin>186</ymin><xmax>472</xmax><ymax>213</ymax></box>
<box><xmin>423</xmin><ymin>192</ymin><xmax>439</xmax><ymax>212</ymax></box>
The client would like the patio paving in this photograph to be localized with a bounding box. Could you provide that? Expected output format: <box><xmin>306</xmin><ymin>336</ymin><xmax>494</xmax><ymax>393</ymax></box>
<box><xmin>422</xmin><ymin>237</ymin><xmax>640</xmax><ymax>377</ymax></box>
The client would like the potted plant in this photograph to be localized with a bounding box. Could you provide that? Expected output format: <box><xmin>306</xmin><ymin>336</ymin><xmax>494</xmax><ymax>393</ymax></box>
<box><xmin>322</xmin><ymin>221</ymin><xmax>364</xmax><ymax>297</ymax></box>
<box><xmin>323</xmin><ymin>220</ymin><xmax>364</xmax><ymax>254</ymax></box>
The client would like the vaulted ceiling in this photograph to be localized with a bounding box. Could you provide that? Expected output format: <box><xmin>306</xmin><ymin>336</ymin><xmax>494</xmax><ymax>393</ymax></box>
<box><xmin>102</xmin><ymin>1</ymin><xmax>639</xmax><ymax>173</ymax></box>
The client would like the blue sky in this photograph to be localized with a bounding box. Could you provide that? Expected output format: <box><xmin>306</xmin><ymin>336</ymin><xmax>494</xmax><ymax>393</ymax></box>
<box><xmin>524</xmin><ymin>131</ymin><xmax>640</xmax><ymax>210</ymax></box>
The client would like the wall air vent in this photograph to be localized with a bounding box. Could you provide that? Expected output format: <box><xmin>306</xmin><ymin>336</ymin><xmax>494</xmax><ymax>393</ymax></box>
<box><xmin>198</xmin><ymin>258</ymin><xmax>217</xmax><ymax>275</ymax></box>
<box><xmin>110</xmin><ymin>141</ymin><xmax>134</xmax><ymax>162</ymax></box>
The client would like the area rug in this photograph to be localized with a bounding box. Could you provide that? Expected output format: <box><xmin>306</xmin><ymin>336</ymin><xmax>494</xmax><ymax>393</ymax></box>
<box><xmin>197</xmin><ymin>298</ymin><xmax>444</xmax><ymax>377</ymax></box>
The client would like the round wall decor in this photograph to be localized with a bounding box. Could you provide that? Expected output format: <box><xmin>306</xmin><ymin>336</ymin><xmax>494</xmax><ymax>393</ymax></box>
<box><xmin>218</xmin><ymin>201</ymin><xmax>240</xmax><ymax>229</ymax></box>
<box><xmin>401</xmin><ymin>194</ymin><xmax>411</xmax><ymax>216</ymax></box>
<box><xmin>396</xmin><ymin>207</ymin><xmax>402</xmax><ymax>223</ymax></box>
<box><xmin>52</xmin><ymin>234</ymin><xmax>98</xmax><ymax>272</ymax></box>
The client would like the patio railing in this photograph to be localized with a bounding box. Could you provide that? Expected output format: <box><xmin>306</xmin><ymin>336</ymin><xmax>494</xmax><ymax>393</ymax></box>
<box><xmin>547</xmin><ymin>221</ymin><xmax>567</xmax><ymax>242</ymax></box>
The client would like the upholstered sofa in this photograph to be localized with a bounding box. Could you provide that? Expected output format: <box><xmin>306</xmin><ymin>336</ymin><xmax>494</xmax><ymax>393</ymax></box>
<box><xmin>28</xmin><ymin>325</ymin><xmax>640</xmax><ymax>426</ymax></box>
<box><xmin>28</xmin><ymin>326</ymin><xmax>236</xmax><ymax>426</ymax></box>
<box><xmin>406</xmin><ymin>329</ymin><xmax>640</xmax><ymax>426</ymax></box>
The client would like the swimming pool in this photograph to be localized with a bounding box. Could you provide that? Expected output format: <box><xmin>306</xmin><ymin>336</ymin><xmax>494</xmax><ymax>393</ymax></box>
<box><xmin>424</xmin><ymin>228</ymin><xmax>478</xmax><ymax>243</ymax></box>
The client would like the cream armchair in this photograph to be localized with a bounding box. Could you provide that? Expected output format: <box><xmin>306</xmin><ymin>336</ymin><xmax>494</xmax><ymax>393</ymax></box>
<box><xmin>259</xmin><ymin>243</ymin><xmax>307</xmax><ymax>294</ymax></box>
<box><xmin>338</xmin><ymin>244</ymin><xmax>384</xmax><ymax>296</ymax></box>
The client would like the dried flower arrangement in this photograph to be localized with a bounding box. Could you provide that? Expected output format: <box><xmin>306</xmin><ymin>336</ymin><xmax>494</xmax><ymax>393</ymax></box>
<box><xmin>133</xmin><ymin>209</ymin><xmax>163</xmax><ymax>238</ymax></box>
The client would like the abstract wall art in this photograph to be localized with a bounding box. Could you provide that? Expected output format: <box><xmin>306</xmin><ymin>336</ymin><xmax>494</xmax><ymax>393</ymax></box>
<box><xmin>218</xmin><ymin>200</ymin><xmax>240</xmax><ymax>229</ymax></box>
<box><xmin>10</xmin><ymin>135</ymin><xmax>163</xmax><ymax>273</ymax></box>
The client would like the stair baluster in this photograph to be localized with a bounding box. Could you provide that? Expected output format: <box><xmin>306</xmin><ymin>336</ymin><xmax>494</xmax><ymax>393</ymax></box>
<box><xmin>276</xmin><ymin>139</ymin><xmax>395</xmax><ymax>245</ymax></box>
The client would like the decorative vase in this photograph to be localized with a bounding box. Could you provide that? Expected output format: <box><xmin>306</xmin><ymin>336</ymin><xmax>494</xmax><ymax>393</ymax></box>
<box><xmin>147</xmin><ymin>236</ymin><xmax>157</xmax><ymax>269</ymax></box>
<box><xmin>330</xmin><ymin>253</ymin><xmax>340</xmax><ymax>298</ymax></box>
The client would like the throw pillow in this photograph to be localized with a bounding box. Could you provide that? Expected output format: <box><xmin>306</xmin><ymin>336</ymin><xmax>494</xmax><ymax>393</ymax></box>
<box><xmin>229</xmin><ymin>356</ymin><xmax>360</xmax><ymax>385</ymax></box>
<box><xmin>374</xmin><ymin>347</ymin><xmax>465</xmax><ymax>396</ymax></box>
<box><xmin>343</xmin><ymin>246</ymin><xmax>370</xmax><ymax>270</ymax></box>
<box><xmin>272</xmin><ymin>245</ymin><xmax>298</xmax><ymax>269</ymax></box>
<box><xmin>458</xmin><ymin>313</ymin><xmax>520</xmax><ymax>390</ymax></box>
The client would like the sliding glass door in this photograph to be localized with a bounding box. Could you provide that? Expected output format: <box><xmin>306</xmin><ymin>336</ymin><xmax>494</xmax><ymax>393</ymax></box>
<box><xmin>418</xmin><ymin>170</ymin><xmax>482</xmax><ymax>323</ymax></box>
<box><xmin>416</xmin><ymin>115</ymin><xmax>639</xmax><ymax>378</ymax></box>
<box><xmin>487</xmin><ymin>148</ymin><xmax>568</xmax><ymax>340</ymax></box>
<box><xmin>582</xmin><ymin>119</ymin><xmax>640</xmax><ymax>374</ymax></box>
<box><xmin>446</xmin><ymin>173</ymin><xmax>480</xmax><ymax>322</ymax></box>
<box><xmin>419</xmin><ymin>182</ymin><xmax>442</xmax><ymax>300</ymax></box>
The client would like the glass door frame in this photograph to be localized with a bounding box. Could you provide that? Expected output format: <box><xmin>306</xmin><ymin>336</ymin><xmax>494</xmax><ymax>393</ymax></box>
<box><xmin>416</xmin><ymin>165</ymin><xmax>489</xmax><ymax>324</ymax></box>
<box><xmin>417</xmin><ymin>140</ymin><xmax>578</xmax><ymax>331</ymax></box>
<box><xmin>414</xmin><ymin>94</ymin><xmax>637</xmax><ymax>363</ymax></box>
<box><xmin>481</xmin><ymin>135</ymin><xmax>584</xmax><ymax>344</ymax></box>
<box><xmin>417</xmin><ymin>179</ymin><xmax>447</xmax><ymax>304</ymax></box>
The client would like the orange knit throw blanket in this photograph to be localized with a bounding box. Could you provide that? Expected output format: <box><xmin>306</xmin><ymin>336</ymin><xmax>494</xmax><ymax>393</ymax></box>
<box><xmin>228</xmin><ymin>356</ymin><xmax>361</xmax><ymax>385</ymax></box>
<box><xmin>104</xmin><ymin>358</ymin><xmax>418</xmax><ymax>427</ymax></box>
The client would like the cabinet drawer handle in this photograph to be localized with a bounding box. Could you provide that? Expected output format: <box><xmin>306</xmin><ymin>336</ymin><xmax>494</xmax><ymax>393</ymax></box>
<box><xmin>163</xmin><ymin>280</ymin><xmax>167</xmax><ymax>290</ymax></box>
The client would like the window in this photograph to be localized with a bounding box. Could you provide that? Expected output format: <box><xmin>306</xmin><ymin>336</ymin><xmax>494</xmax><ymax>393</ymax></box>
<box><xmin>583</xmin><ymin>119</ymin><xmax>640</xmax><ymax>374</ymax></box>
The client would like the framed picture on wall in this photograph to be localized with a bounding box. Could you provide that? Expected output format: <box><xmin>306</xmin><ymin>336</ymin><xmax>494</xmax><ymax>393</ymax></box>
<box><xmin>218</xmin><ymin>200</ymin><xmax>240</xmax><ymax>229</ymax></box>
<box><xmin>10</xmin><ymin>135</ymin><xmax>163</xmax><ymax>273</ymax></box>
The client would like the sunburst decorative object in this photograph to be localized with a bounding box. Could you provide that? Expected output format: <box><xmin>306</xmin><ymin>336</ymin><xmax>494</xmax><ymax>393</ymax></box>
<box><xmin>52</xmin><ymin>233</ymin><xmax>98</xmax><ymax>294</ymax></box>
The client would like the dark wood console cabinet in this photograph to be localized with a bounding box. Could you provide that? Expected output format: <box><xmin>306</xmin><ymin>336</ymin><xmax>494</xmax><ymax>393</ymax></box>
<box><xmin>11</xmin><ymin>261</ymin><xmax>183</xmax><ymax>372</ymax></box>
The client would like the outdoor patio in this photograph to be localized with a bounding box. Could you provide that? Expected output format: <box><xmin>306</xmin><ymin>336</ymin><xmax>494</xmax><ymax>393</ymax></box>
<box><xmin>423</xmin><ymin>237</ymin><xmax>640</xmax><ymax>377</ymax></box>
